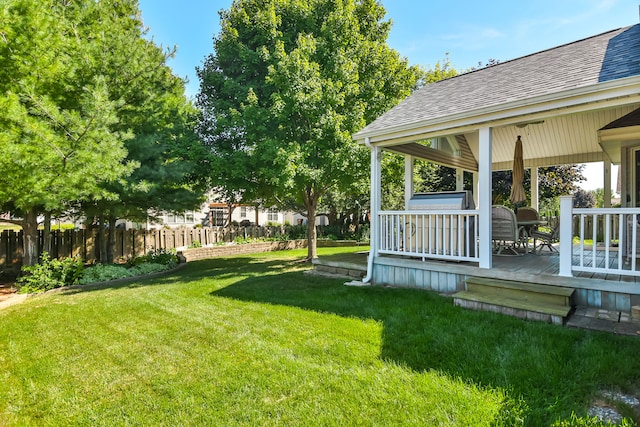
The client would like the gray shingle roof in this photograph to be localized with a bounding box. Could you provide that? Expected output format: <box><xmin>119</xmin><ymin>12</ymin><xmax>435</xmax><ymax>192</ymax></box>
<box><xmin>356</xmin><ymin>24</ymin><xmax>640</xmax><ymax>137</ymax></box>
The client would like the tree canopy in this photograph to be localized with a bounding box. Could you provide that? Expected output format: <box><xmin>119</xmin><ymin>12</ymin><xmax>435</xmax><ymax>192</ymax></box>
<box><xmin>198</xmin><ymin>0</ymin><xmax>417</xmax><ymax>258</ymax></box>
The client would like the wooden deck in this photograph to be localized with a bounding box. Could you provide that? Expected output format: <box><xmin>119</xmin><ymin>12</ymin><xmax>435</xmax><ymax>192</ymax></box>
<box><xmin>315</xmin><ymin>248</ymin><xmax>640</xmax><ymax>312</ymax></box>
<box><xmin>318</xmin><ymin>249</ymin><xmax>640</xmax><ymax>285</ymax></box>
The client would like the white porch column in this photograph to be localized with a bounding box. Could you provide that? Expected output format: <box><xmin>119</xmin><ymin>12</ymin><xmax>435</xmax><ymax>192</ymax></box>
<box><xmin>531</xmin><ymin>167</ymin><xmax>539</xmax><ymax>211</ymax></box>
<box><xmin>604</xmin><ymin>158</ymin><xmax>612</xmax><ymax>208</ymax></box>
<box><xmin>456</xmin><ymin>168</ymin><xmax>464</xmax><ymax>191</ymax></box>
<box><xmin>404</xmin><ymin>155</ymin><xmax>414</xmax><ymax>209</ymax></box>
<box><xmin>370</xmin><ymin>143</ymin><xmax>381</xmax><ymax>255</ymax></box>
<box><xmin>558</xmin><ymin>195</ymin><xmax>573</xmax><ymax>277</ymax></box>
<box><xmin>478</xmin><ymin>127</ymin><xmax>493</xmax><ymax>269</ymax></box>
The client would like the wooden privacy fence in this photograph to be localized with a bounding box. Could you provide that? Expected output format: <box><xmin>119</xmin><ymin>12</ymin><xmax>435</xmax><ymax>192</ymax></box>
<box><xmin>570</xmin><ymin>214</ymin><xmax>620</xmax><ymax>242</ymax></box>
<box><xmin>0</xmin><ymin>226</ymin><xmax>289</xmax><ymax>269</ymax></box>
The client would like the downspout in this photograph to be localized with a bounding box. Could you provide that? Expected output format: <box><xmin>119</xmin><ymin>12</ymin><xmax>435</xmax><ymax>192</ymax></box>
<box><xmin>361</xmin><ymin>137</ymin><xmax>378</xmax><ymax>284</ymax></box>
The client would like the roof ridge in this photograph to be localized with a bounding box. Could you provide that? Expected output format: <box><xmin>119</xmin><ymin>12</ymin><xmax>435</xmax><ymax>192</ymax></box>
<box><xmin>442</xmin><ymin>24</ymin><xmax>634</xmax><ymax>82</ymax></box>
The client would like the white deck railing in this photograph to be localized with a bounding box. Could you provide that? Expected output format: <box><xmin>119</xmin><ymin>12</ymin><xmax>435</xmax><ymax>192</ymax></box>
<box><xmin>378</xmin><ymin>210</ymin><xmax>479</xmax><ymax>262</ymax></box>
<box><xmin>570</xmin><ymin>207</ymin><xmax>640</xmax><ymax>277</ymax></box>
<box><xmin>377</xmin><ymin>205</ymin><xmax>640</xmax><ymax>278</ymax></box>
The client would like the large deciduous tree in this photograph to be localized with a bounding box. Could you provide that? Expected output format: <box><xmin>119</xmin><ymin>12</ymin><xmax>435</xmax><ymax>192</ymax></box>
<box><xmin>198</xmin><ymin>0</ymin><xmax>416</xmax><ymax>259</ymax></box>
<box><xmin>491</xmin><ymin>165</ymin><xmax>586</xmax><ymax>206</ymax></box>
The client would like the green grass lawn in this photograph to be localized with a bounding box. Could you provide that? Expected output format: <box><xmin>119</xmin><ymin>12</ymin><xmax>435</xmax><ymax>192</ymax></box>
<box><xmin>1</xmin><ymin>246</ymin><xmax>639</xmax><ymax>426</ymax></box>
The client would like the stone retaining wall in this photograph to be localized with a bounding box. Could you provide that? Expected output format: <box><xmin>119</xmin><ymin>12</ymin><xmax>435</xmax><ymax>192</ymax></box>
<box><xmin>312</xmin><ymin>263</ymin><xmax>366</xmax><ymax>279</ymax></box>
<box><xmin>180</xmin><ymin>240</ymin><xmax>308</xmax><ymax>262</ymax></box>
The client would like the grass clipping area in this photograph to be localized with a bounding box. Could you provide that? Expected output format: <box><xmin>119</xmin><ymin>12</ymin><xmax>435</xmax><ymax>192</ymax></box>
<box><xmin>1</xmin><ymin>246</ymin><xmax>639</xmax><ymax>426</ymax></box>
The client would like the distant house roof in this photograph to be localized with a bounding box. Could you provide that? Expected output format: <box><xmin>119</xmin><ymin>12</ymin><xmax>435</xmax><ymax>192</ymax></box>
<box><xmin>355</xmin><ymin>24</ymin><xmax>640</xmax><ymax>140</ymax></box>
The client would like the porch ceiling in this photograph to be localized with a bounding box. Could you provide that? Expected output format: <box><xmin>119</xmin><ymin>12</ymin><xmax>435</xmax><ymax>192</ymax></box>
<box><xmin>382</xmin><ymin>104</ymin><xmax>640</xmax><ymax>171</ymax></box>
<box><xmin>489</xmin><ymin>104</ymin><xmax>640</xmax><ymax>170</ymax></box>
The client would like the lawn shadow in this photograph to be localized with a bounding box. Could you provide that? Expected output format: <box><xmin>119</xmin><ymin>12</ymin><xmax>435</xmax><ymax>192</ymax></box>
<box><xmin>212</xmin><ymin>269</ymin><xmax>640</xmax><ymax>425</ymax></box>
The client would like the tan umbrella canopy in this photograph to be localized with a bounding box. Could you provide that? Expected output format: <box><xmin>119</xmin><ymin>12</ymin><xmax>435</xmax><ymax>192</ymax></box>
<box><xmin>509</xmin><ymin>135</ymin><xmax>526</xmax><ymax>205</ymax></box>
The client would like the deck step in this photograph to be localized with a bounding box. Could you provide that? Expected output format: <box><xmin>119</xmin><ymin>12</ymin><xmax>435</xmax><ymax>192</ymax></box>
<box><xmin>453</xmin><ymin>276</ymin><xmax>575</xmax><ymax>325</ymax></box>
<box><xmin>465</xmin><ymin>276</ymin><xmax>574</xmax><ymax>307</ymax></box>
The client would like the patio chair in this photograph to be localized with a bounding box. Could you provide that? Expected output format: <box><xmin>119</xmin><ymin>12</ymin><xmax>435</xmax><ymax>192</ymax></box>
<box><xmin>531</xmin><ymin>217</ymin><xmax>559</xmax><ymax>254</ymax></box>
<box><xmin>515</xmin><ymin>207</ymin><xmax>540</xmax><ymax>249</ymax></box>
<box><xmin>492</xmin><ymin>205</ymin><xmax>521</xmax><ymax>255</ymax></box>
<box><xmin>516</xmin><ymin>207</ymin><xmax>539</xmax><ymax>222</ymax></box>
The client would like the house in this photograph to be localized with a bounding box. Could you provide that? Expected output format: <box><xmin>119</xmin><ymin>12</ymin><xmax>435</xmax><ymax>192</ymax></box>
<box><xmin>148</xmin><ymin>195</ymin><xmax>328</xmax><ymax>229</ymax></box>
<box><xmin>146</xmin><ymin>202</ymin><xmax>292</xmax><ymax>229</ymax></box>
<box><xmin>352</xmin><ymin>23</ymin><xmax>640</xmax><ymax>320</ymax></box>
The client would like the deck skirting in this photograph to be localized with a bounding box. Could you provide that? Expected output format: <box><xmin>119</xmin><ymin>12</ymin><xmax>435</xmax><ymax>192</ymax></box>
<box><xmin>372</xmin><ymin>256</ymin><xmax>640</xmax><ymax>312</ymax></box>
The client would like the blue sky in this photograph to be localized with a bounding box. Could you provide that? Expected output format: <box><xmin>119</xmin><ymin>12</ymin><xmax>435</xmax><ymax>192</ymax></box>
<box><xmin>137</xmin><ymin>0</ymin><xmax>636</xmax><ymax>189</ymax></box>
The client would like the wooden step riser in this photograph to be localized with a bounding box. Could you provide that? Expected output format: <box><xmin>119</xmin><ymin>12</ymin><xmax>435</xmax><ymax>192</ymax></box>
<box><xmin>454</xmin><ymin>298</ymin><xmax>566</xmax><ymax>325</ymax></box>
<box><xmin>465</xmin><ymin>277</ymin><xmax>574</xmax><ymax>297</ymax></box>
<box><xmin>466</xmin><ymin>283</ymin><xmax>572</xmax><ymax>307</ymax></box>
<box><xmin>454</xmin><ymin>291</ymin><xmax>572</xmax><ymax>317</ymax></box>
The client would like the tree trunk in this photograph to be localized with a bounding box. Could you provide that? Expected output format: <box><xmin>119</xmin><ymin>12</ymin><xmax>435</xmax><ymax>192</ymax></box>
<box><xmin>107</xmin><ymin>215</ymin><xmax>116</xmax><ymax>263</ymax></box>
<box><xmin>305</xmin><ymin>190</ymin><xmax>319</xmax><ymax>260</ymax></box>
<box><xmin>98</xmin><ymin>215</ymin><xmax>109</xmax><ymax>264</ymax></box>
<box><xmin>226</xmin><ymin>204</ymin><xmax>235</xmax><ymax>228</ymax></box>
<box><xmin>353</xmin><ymin>206</ymin><xmax>361</xmax><ymax>235</ymax></box>
<box><xmin>22</xmin><ymin>207</ymin><xmax>39</xmax><ymax>266</ymax></box>
<box><xmin>307</xmin><ymin>205</ymin><xmax>317</xmax><ymax>259</ymax></box>
<box><xmin>43</xmin><ymin>211</ymin><xmax>52</xmax><ymax>256</ymax></box>
<box><xmin>254</xmin><ymin>205</ymin><xmax>260</xmax><ymax>226</ymax></box>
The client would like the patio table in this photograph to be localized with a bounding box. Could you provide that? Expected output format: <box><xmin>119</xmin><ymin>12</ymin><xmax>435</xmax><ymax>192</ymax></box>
<box><xmin>517</xmin><ymin>219</ymin><xmax>547</xmax><ymax>253</ymax></box>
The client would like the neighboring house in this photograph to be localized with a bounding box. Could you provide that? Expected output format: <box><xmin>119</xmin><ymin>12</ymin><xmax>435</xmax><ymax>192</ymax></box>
<box><xmin>353</xmin><ymin>24</ymin><xmax>640</xmax><ymax>316</ymax></box>
<box><xmin>205</xmin><ymin>202</ymin><xmax>296</xmax><ymax>227</ymax></box>
<box><xmin>147</xmin><ymin>195</ymin><xmax>328</xmax><ymax>229</ymax></box>
<box><xmin>206</xmin><ymin>203</ymin><xmax>328</xmax><ymax>227</ymax></box>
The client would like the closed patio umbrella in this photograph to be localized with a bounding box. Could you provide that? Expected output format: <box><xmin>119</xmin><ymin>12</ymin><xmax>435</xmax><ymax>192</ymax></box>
<box><xmin>509</xmin><ymin>135</ymin><xmax>526</xmax><ymax>205</ymax></box>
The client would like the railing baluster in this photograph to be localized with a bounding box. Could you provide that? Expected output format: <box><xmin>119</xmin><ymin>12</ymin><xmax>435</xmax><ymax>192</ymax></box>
<box><xmin>416</xmin><ymin>214</ymin><xmax>427</xmax><ymax>255</ymax></box>
<box><xmin>604</xmin><ymin>213</ymin><xmax>610</xmax><ymax>269</ymax></box>
<box><xmin>376</xmin><ymin>210</ymin><xmax>479</xmax><ymax>262</ymax></box>
<box><xmin>633</xmin><ymin>213</ymin><xmax>638</xmax><ymax>272</ymax></box>
<box><xmin>569</xmin><ymin>208</ymin><xmax>640</xmax><ymax>277</ymax></box>
<box><xmin>579</xmin><ymin>215</ymin><xmax>585</xmax><ymax>268</ymax></box>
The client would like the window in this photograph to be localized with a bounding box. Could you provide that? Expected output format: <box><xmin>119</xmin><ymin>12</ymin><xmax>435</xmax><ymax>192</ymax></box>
<box><xmin>211</xmin><ymin>208</ymin><xmax>226</xmax><ymax>226</ymax></box>
<box><xmin>240</xmin><ymin>207</ymin><xmax>247</xmax><ymax>218</ymax></box>
<box><xmin>267</xmin><ymin>208</ymin><xmax>278</xmax><ymax>222</ymax></box>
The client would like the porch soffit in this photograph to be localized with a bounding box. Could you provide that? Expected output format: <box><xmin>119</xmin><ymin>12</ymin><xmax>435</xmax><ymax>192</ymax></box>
<box><xmin>385</xmin><ymin>135</ymin><xmax>478</xmax><ymax>171</ymax></box>
<box><xmin>381</xmin><ymin>104</ymin><xmax>640</xmax><ymax>170</ymax></box>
